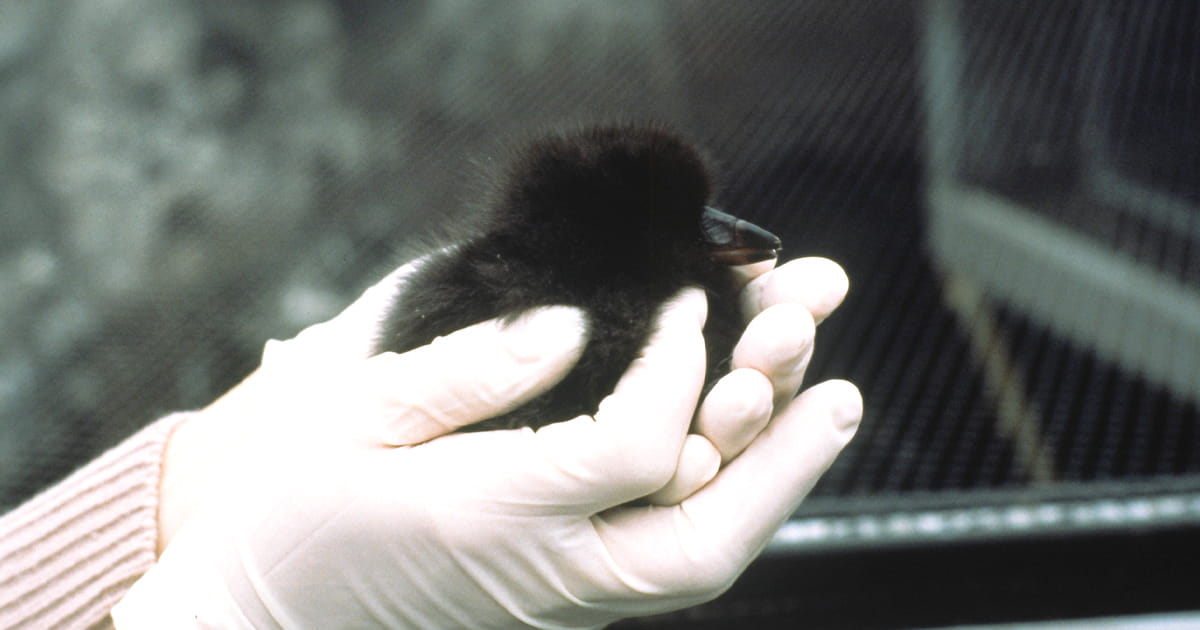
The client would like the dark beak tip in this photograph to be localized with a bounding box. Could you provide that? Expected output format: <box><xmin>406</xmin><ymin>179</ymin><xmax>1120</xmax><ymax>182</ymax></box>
<box><xmin>701</xmin><ymin>206</ymin><xmax>782</xmax><ymax>266</ymax></box>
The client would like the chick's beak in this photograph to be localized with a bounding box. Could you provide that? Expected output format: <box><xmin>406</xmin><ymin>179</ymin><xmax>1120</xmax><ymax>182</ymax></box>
<box><xmin>701</xmin><ymin>206</ymin><xmax>782</xmax><ymax>265</ymax></box>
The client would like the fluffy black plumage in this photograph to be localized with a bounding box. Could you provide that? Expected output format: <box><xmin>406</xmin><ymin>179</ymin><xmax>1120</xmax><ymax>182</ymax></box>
<box><xmin>374</xmin><ymin>124</ymin><xmax>780</xmax><ymax>432</ymax></box>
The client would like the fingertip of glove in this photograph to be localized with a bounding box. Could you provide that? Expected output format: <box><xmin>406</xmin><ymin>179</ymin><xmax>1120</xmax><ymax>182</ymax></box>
<box><xmin>644</xmin><ymin>434</ymin><xmax>722</xmax><ymax>506</ymax></box>
<box><xmin>818</xmin><ymin>379</ymin><xmax>863</xmax><ymax>435</ymax></box>
<box><xmin>503</xmin><ymin>305</ymin><xmax>589</xmax><ymax>363</ymax></box>
<box><xmin>379</xmin><ymin>419</ymin><xmax>434</xmax><ymax>446</ymax></box>
<box><xmin>764</xmin><ymin>258</ymin><xmax>850</xmax><ymax>323</ymax></box>
<box><xmin>661</xmin><ymin>287</ymin><xmax>709</xmax><ymax>329</ymax></box>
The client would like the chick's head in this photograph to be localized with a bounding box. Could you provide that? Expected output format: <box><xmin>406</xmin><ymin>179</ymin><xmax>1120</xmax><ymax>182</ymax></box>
<box><xmin>488</xmin><ymin>124</ymin><xmax>718</xmax><ymax>289</ymax></box>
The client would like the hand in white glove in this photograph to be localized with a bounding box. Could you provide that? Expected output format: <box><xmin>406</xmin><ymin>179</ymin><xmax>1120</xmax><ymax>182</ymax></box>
<box><xmin>154</xmin><ymin>261</ymin><xmax>591</xmax><ymax>553</ymax></box>
<box><xmin>372</xmin><ymin>256</ymin><xmax>853</xmax><ymax>505</ymax></box>
<box><xmin>116</xmin><ymin>257</ymin><xmax>860</xmax><ymax>629</ymax></box>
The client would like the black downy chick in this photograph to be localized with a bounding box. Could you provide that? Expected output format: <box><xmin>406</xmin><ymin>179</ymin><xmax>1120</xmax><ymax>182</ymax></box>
<box><xmin>374</xmin><ymin>124</ymin><xmax>781</xmax><ymax>432</ymax></box>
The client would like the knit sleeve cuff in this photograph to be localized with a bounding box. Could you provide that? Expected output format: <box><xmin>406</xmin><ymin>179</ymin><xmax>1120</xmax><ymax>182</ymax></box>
<box><xmin>0</xmin><ymin>412</ymin><xmax>193</xmax><ymax>630</ymax></box>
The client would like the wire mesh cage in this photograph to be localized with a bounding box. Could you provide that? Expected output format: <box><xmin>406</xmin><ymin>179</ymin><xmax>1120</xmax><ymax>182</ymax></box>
<box><xmin>2</xmin><ymin>1</ymin><xmax>1198</xmax><ymax>627</ymax></box>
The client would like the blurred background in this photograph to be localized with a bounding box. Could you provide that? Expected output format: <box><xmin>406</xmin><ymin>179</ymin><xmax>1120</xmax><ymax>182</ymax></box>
<box><xmin>1</xmin><ymin>1</ymin><xmax>1197</xmax><ymax>627</ymax></box>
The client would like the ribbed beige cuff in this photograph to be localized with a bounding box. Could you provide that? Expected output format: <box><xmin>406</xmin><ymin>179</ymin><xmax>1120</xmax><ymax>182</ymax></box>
<box><xmin>0</xmin><ymin>413</ymin><xmax>192</xmax><ymax>630</ymax></box>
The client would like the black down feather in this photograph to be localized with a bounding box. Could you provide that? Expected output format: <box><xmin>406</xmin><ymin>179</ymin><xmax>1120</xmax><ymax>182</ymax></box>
<box><xmin>374</xmin><ymin>124</ymin><xmax>781</xmax><ymax>432</ymax></box>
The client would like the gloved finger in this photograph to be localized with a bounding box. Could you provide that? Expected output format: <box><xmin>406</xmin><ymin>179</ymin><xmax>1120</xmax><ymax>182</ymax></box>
<box><xmin>739</xmin><ymin>256</ymin><xmax>849</xmax><ymax>324</ymax></box>
<box><xmin>531</xmin><ymin>288</ymin><xmax>708</xmax><ymax>509</ymax></box>
<box><xmin>731</xmin><ymin>302</ymin><xmax>816</xmax><ymax>411</ymax></box>
<box><xmin>593</xmin><ymin>380</ymin><xmax>861</xmax><ymax>600</ymax></box>
<box><xmin>372</xmin><ymin>305</ymin><xmax>587</xmax><ymax>445</ymax></box>
<box><xmin>643</xmin><ymin>434</ymin><xmax>722</xmax><ymax>505</ymax></box>
<box><xmin>262</xmin><ymin>261</ymin><xmax>421</xmax><ymax>368</ymax></box>
<box><xmin>684</xmin><ymin>379</ymin><xmax>861</xmax><ymax>571</ymax></box>
<box><xmin>693</xmin><ymin>368</ymin><xmax>774</xmax><ymax>464</ymax></box>
<box><xmin>726</xmin><ymin>257</ymin><xmax>778</xmax><ymax>290</ymax></box>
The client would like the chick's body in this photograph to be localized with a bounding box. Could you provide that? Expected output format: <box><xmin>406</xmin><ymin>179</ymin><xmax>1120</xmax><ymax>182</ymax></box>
<box><xmin>375</xmin><ymin>125</ymin><xmax>776</xmax><ymax>432</ymax></box>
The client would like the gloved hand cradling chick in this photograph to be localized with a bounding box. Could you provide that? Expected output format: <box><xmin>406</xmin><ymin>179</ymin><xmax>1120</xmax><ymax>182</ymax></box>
<box><xmin>113</xmin><ymin>124</ymin><xmax>861</xmax><ymax>630</ymax></box>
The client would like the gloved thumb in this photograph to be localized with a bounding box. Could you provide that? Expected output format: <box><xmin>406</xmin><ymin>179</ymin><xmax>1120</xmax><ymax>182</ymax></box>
<box><xmin>261</xmin><ymin>263</ymin><xmax>418</xmax><ymax>369</ymax></box>
<box><xmin>372</xmin><ymin>305</ymin><xmax>588</xmax><ymax>445</ymax></box>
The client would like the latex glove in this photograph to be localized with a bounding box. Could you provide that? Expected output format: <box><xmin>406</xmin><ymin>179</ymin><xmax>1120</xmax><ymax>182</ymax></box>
<box><xmin>639</xmin><ymin>256</ymin><xmax>851</xmax><ymax>504</ymax></box>
<box><xmin>156</xmin><ymin>256</ymin><xmax>845</xmax><ymax>548</ymax></box>
<box><xmin>377</xmin><ymin>256</ymin><xmax>851</xmax><ymax>505</ymax></box>
<box><xmin>155</xmin><ymin>260</ymin><xmax>589</xmax><ymax>552</ymax></box>
<box><xmin>114</xmin><ymin>285</ymin><xmax>861</xmax><ymax>629</ymax></box>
